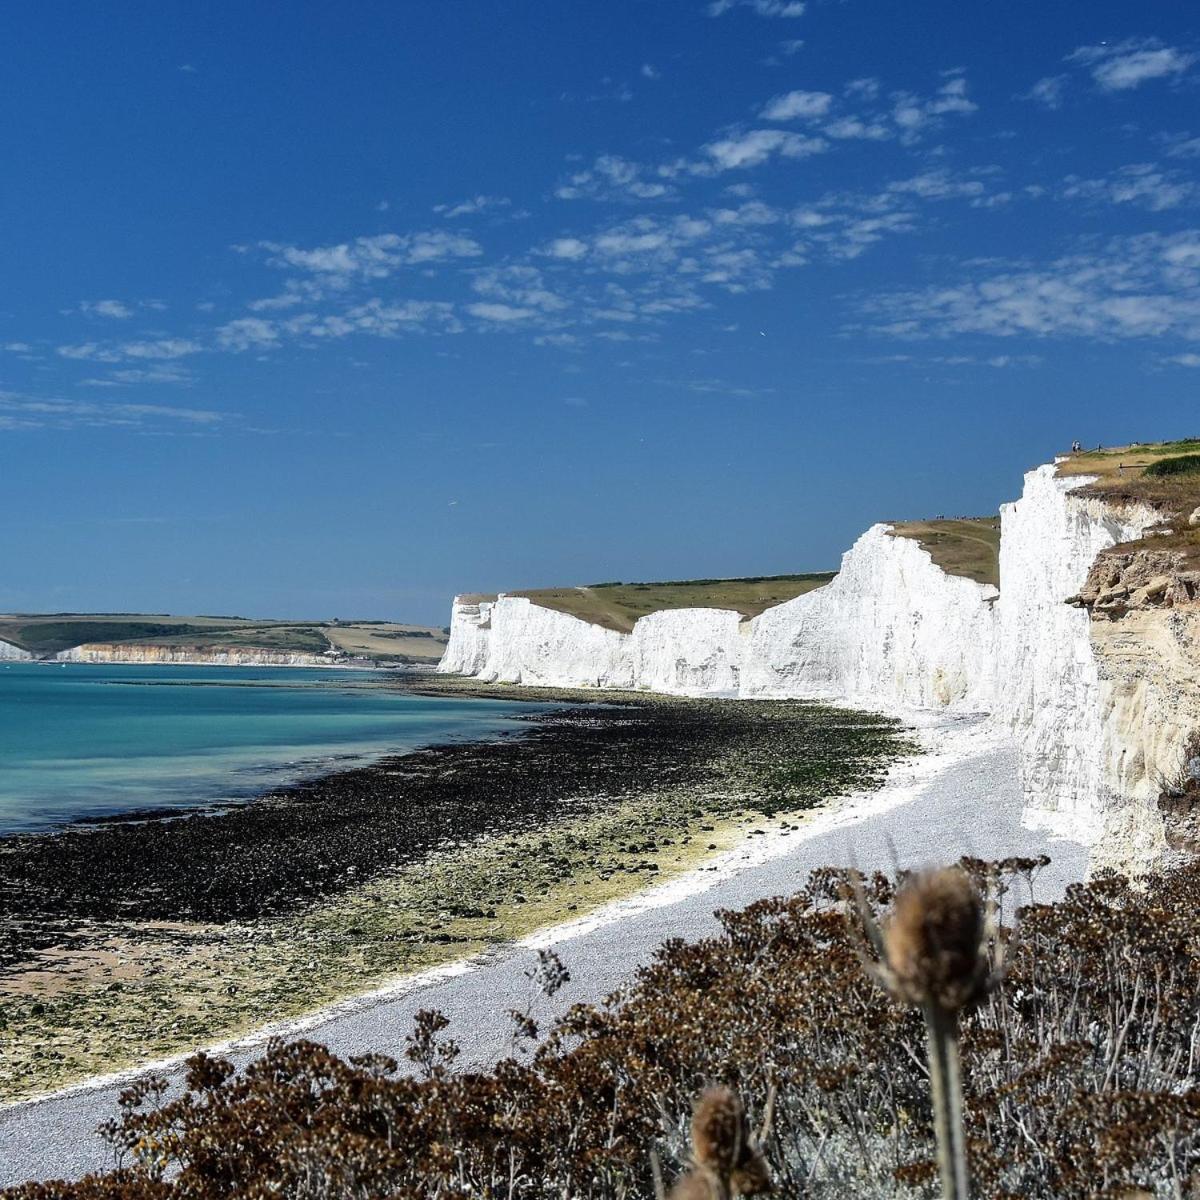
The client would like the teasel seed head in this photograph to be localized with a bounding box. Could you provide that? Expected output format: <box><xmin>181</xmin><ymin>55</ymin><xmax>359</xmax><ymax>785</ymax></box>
<box><xmin>883</xmin><ymin>867</ymin><xmax>989</xmax><ymax>1014</ymax></box>
<box><xmin>670</xmin><ymin>1087</ymin><xmax>772</xmax><ymax>1199</ymax></box>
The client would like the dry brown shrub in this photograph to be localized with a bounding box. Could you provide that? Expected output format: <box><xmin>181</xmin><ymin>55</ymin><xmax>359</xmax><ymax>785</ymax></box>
<box><xmin>9</xmin><ymin>856</ymin><xmax>1200</xmax><ymax>1199</ymax></box>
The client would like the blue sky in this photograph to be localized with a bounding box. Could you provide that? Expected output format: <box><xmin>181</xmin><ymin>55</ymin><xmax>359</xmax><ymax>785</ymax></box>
<box><xmin>1</xmin><ymin>1</ymin><xmax>1198</xmax><ymax>623</ymax></box>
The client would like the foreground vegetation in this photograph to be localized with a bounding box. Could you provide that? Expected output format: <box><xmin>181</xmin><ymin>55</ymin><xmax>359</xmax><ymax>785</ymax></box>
<box><xmin>14</xmin><ymin>856</ymin><xmax>1200</xmax><ymax>1199</ymax></box>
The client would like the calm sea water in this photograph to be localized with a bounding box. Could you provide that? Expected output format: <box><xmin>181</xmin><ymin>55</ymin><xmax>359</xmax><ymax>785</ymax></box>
<box><xmin>0</xmin><ymin>663</ymin><xmax>542</xmax><ymax>835</ymax></box>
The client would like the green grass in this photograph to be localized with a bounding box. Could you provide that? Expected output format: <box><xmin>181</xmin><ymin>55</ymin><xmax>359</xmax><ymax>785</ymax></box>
<box><xmin>887</xmin><ymin>517</ymin><xmax>1001</xmax><ymax>588</ymax></box>
<box><xmin>1056</xmin><ymin>438</ymin><xmax>1200</xmax><ymax>565</ymax></box>
<box><xmin>1144</xmin><ymin>454</ymin><xmax>1200</xmax><ymax>478</ymax></box>
<box><xmin>471</xmin><ymin>574</ymin><xmax>836</xmax><ymax>633</ymax></box>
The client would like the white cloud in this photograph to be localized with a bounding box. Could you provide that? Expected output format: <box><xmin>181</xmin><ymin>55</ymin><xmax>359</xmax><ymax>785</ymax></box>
<box><xmin>1166</xmin><ymin>352</ymin><xmax>1200</xmax><ymax>367</ymax></box>
<box><xmin>1163</xmin><ymin>133</ymin><xmax>1200</xmax><ymax>159</ymax></box>
<box><xmin>885</xmin><ymin>169</ymin><xmax>986</xmax><ymax>201</ymax></box>
<box><xmin>1060</xmin><ymin>163</ymin><xmax>1197</xmax><ymax>212</ymax></box>
<box><xmin>57</xmin><ymin>342</ymin><xmax>118</xmax><ymax>362</ymax></box>
<box><xmin>284</xmin><ymin>300</ymin><xmax>459</xmax><ymax>339</ymax></box>
<box><xmin>1068</xmin><ymin>38</ymin><xmax>1197</xmax><ymax>92</ymax></box>
<box><xmin>860</xmin><ymin>230</ymin><xmax>1200</xmax><ymax>342</ymax></box>
<box><xmin>120</xmin><ymin>338</ymin><xmax>202</xmax><ymax>360</ymax></box>
<box><xmin>641</xmin><ymin>63</ymin><xmax>660</xmax><ymax>80</ymax></box>
<box><xmin>433</xmin><ymin>195</ymin><xmax>512</xmax><ymax>218</ymax></box>
<box><xmin>57</xmin><ymin>338</ymin><xmax>200</xmax><ymax>362</ymax></box>
<box><xmin>779</xmin><ymin>38</ymin><xmax>805</xmax><ymax>56</ymax></box>
<box><xmin>1021</xmin><ymin>75</ymin><xmax>1068</xmax><ymax>109</ymax></box>
<box><xmin>822</xmin><ymin>115</ymin><xmax>891</xmax><ymax>140</ymax></box>
<box><xmin>709</xmin><ymin>0</ymin><xmax>805</xmax><ymax>15</ymax></box>
<box><xmin>80</xmin><ymin>365</ymin><xmax>192</xmax><ymax>386</ymax></box>
<box><xmin>890</xmin><ymin>74</ymin><xmax>977</xmax><ymax>142</ymax></box>
<box><xmin>472</xmin><ymin>265</ymin><xmax>568</xmax><ymax>313</ymax></box>
<box><xmin>80</xmin><ymin>299</ymin><xmax>133</xmax><ymax>320</ymax></box>
<box><xmin>703</xmin><ymin>128</ymin><xmax>827</xmax><ymax>170</ymax></box>
<box><xmin>467</xmin><ymin>302</ymin><xmax>536</xmax><ymax>322</ymax></box>
<box><xmin>555</xmin><ymin>155</ymin><xmax>675</xmax><ymax>201</ymax></box>
<box><xmin>845</xmin><ymin>77</ymin><xmax>881</xmax><ymax>100</ymax></box>
<box><xmin>760</xmin><ymin>89</ymin><xmax>833</xmax><ymax>121</ymax></box>
<box><xmin>0</xmin><ymin>392</ymin><xmax>223</xmax><ymax>430</ymax></box>
<box><xmin>544</xmin><ymin>237</ymin><xmax>589</xmax><ymax>260</ymax></box>
<box><xmin>216</xmin><ymin>318</ymin><xmax>279</xmax><ymax>351</ymax></box>
<box><xmin>257</xmin><ymin>231</ymin><xmax>482</xmax><ymax>280</ymax></box>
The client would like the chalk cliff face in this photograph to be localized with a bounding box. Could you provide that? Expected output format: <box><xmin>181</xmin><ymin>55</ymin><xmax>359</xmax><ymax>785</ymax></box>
<box><xmin>741</xmin><ymin>526</ymin><xmax>998</xmax><ymax>710</ymax></box>
<box><xmin>0</xmin><ymin>639</ymin><xmax>31</xmax><ymax>661</ymax></box>
<box><xmin>442</xmin><ymin>457</ymin><xmax>1200</xmax><ymax>872</ymax></box>
<box><xmin>441</xmin><ymin>525</ymin><xmax>999</xmax><ymax>710</ymax></box>
<box><xmin>55</xmin><ymin>643</ymin><xmax>339</xmax><ymax>667</ymax></box>
<box><xmin>994</xmin><ymin>466</ymin><xmax>1159</xmax><ymax>843</ymax></box>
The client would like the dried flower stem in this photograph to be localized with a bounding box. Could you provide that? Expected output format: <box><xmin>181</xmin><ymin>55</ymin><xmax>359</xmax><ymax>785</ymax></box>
<box><xmin>924</xmin><ymin>1003</ymin><xmax>969</xmax><ymax>1200</ymax></box>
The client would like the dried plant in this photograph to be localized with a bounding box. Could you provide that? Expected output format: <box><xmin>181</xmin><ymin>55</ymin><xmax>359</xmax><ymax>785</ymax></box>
<box><xmin>849</xmin><ymin>866</ymin><xmax>1002</xmax><ymax>1198</ymax></box>
<box><xmin>666</xmin><ymin>1086</ymin><xmax>774</xmax><ymax>1199</ymax></box>
<box><xmin>11</xmin><ymin>856</ymin><xmax>1200</xmax><ymax>1200</ymax></box>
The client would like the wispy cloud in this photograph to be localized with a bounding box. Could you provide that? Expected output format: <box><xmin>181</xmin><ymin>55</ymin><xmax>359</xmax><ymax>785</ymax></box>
<box><xmin>296</xmin><ymin>300</ymin><xmax>461</xmax><ymax>339</ymax></box>
<box><xmin>760</xmin><ymin>89</ymin><xmax>833</xmax><ymax>121</ymax></box>
<box><xmin>216</xmin><ymin>317</ymin><xmax>280</xmax><ymax>351</ymax></box>
<box><xmin>0</xmin><ymin>392</ymin><xmax>225</xmax><ymax>431</ymax></box>
<box><xmin>555</xmin><ymin>155</ymin><xmax>676</xmax><ymax>201</ymax></box>
<box><xmin>1020</xmin><ymin>75</ymin><xmax>1068</xmax><ymax>110</ymax></box>
<box><xmin>79</xmin><ymin>299</ymin><xmax>134</xmax><ymax>319</ymax></box>
<box><xmin>860</xmin><ymin>230</ymin><xmax>1200</xmax><ymax>342</ymax></box>
<box><xmin>1162</xmin><ymin>132</ymin><xmax>1200</xmax><ymax>159</ymax></box>
<box><xmin>253</xmin><ymin>231</ymin><xmax>483</xmax><ymax>281</ymax></box>
<box><xmin>702</xmin><ymin>128</ymin><xmax>827</xmax><ymax>170</ymax></box>
<box><xmin>708</xmin><ymin>0</ymin><xmax>805</xmax><ymax>16</ymax></box>
<box><xmin>890</xmin><ymin>73</ymin><xmax>977</xmax><ymax>143</ymax></box>
<box><xmin>1059</xmin><ymin>163</ymin><xmax>1198</xmax><ymax>212</ymax></box>
<box><xmin>80</xmin><ymin>365</ymin><xmax>192</xmax><ymax>387</ymax></box>
<box><xmin>1067</xmin><ymin>38</ymin><xmax>1197</xmax><ymax>92</ymax></box>
<box><xmin>433</xmin><ymin>195</ymin><xmax>512</xmax><ymax>218</ymax></box>
<box><xmin>57</xmin><ymin>338</ymin><xmax>201</xmax><ymax>362</ymax></box>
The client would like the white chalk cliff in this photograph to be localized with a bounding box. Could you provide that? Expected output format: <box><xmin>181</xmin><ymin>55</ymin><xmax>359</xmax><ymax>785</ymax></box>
<box><xmin>54</xmin><ymin>643</ymin><xmax>340</xmax><ymax>667</ymax></box>
<box><xmin>0</xmin><ymin>639</ymin><xmax>32</xmax><ymax>661</ymax></box>
<box><xmin>441</xmin><ymin>459</ymin><xmax>1190</xmax><ymax>871</ymax></box>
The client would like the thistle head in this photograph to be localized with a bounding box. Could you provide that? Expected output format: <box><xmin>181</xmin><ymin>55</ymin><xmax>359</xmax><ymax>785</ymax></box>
<box><xmin>882</xmin><ymin>867</ymin><xmax>989</xmax><ymax>1014</ymax></box>
<box><xmin>671</xmin><ymin>1087</ymin><xmax>772</xmax><ymax>1199</ymax></box>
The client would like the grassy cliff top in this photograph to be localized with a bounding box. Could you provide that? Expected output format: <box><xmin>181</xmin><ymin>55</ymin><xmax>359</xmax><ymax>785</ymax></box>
<box><xmin>1056</xmin><ymin>438</ymin><xmax>1200</xmax><ymax>483</ymax></box>
<box><xmin>0</xmin><ymin>613</ymin><xmax>447</xmax><ymax>662</ymax></box>
<box><xmin>1057</xmin><ymin>438</ymin><xmax>1200</xmax><ymax>560</ymax></box>
<box><xmin>887</xmin><ymin>517</ymin><xmax>1001</xmax><ymax>588</ymax></box>
<box><xmin>462</xmin><ymin>574</ymin><xmax>836</xmax><ymax>633</ymax></box>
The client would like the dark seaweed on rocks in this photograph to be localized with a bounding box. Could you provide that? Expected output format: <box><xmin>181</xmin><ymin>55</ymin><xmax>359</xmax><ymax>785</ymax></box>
<box><xmin>0</xmin><ymin>687</ymin><xmax>904</xmax><ymax>970</ymax></box>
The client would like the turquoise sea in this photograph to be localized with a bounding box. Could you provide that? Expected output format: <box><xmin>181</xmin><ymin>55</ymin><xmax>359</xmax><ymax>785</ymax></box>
<box><xmin>0</xmin><ymin>663</ymin><xmax>539</xmax><ymax>835</ymax></box>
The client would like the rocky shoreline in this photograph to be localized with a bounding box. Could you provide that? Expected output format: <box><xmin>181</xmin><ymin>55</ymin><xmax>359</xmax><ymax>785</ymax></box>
<box><xmin>0</xmin><ymin>677</ymin><xmax>910</xmax><ymax>1100</ymax></box>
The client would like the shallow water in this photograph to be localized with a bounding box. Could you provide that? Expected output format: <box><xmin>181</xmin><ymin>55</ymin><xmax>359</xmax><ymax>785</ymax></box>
<box><xmin>0</xmin><ymin>663</ymin><xmax>540</xmax><ymax>834</ymax></box>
